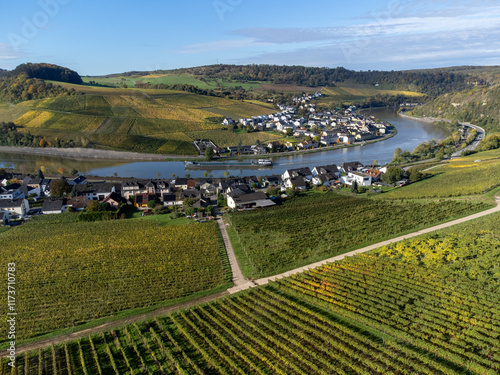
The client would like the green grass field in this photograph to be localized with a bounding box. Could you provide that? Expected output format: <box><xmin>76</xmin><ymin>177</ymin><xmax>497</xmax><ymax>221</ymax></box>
<box><xmin>82</xmin><ymin>73</ymin><xmax>265</xmax><ymax>90</ymax></box>
<box><xmin>0</xmin><ymin>217</ymin><xmax>230</xmax><ymax>342</ymax></box>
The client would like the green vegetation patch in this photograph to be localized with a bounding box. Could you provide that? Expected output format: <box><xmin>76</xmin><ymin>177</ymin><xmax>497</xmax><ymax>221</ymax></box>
<box><xmin>0</xmin><ymin>219</ymin><xmax>228</xmax><ymax>342</ymax></box>
<box><xmin>228</xmin><ymin>192</ymin><xmax>492</xmax><ymax>278</ymax></box>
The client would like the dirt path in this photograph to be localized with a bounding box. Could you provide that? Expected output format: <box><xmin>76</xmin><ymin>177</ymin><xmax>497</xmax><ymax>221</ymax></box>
<box><xmin>6</xmin><ymin>197</ymin><xmax>500</xmax><ymax>356</ymax></box>
<box><xmin>217</xmin><ymin>218</ymin><xmax>255</xmax><ymax>293</ymax></box>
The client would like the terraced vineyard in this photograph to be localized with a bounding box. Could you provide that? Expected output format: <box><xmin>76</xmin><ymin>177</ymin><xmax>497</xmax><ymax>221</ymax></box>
<box><xmin>4</xmin><ymin>212</ymin><xmax>499</xmax><ymax>374</ymax></box>
<box><xmin>0</xmin><ymin>219</ymin><xmax>230</xmax><ymax>342</ymax></box>
<box><xmin>385</xmin><ymin>150</ymin><xmax>500</xmax><ymax>199</ymax></box>
<box><xmin>3</xmin><ymin>87</ymin><xmax>276</xmax><ymax>154</ymax></box>
<box><xmin>227</xmin><ymin>192</ymin><xmax>493</xmax><ymax>278</ymax></box>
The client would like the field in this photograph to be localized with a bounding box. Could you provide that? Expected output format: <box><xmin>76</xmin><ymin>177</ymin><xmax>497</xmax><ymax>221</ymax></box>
<box><xmin>0</xmin><ymin>100</ymin><xmax>30</xmax><ymax>122</ymax></box>
<box><xmin>0</xmin><ymin>217</ymin><xmax>230</xmax><ymax>343</ymax></box>
<box><xmin>0</xmin><ymin>87</ymin><xmax>276</xmax><ymax>154</ymax></box>
<box><xmin>5</xmin><ymin>212</ymin><xmax>500</xmax><ymax>374</ymax></box>
<box><xmin>227</xmin><ymin>192</ymin><xmax>492</xmax><ymax>278</ymax></box>
<box><xmin>385</xmin><ymin>149</ymin><xmax>500</xmax><ymax>199</ymax></box>
<box><xmin>319</xmin><ymin>84</ymin><xmax>425</xmax><ymax>104</ymax></box>
<box><xmin>82</xmin><ymin>74</ymin><xmax>265</xmax><ymax>90</ymax></box>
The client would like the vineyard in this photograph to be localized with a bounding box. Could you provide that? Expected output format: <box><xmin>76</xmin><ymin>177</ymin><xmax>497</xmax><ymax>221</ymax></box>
<box><xmin>2</xmin><ymin>88</ymin><xmax>275</xmax><ymax>154</ymax></box>
<box><xmin>385</xmin><ymin>150</ymin><xmax>500</xmax><ymax>198</ymax></box>
<box><xmin>3</xmin><ymin>212</ymin><xmax>499</xmax><ymax>374</ymax></box>
<box><xmin>227</xmin><ymin>192</ymin><xmax>493</xmax><ymax>278</ymax></box>
<box><xmin>0</xmin><ymin>219</ymin><xmax>230</xmax><ymax>343</ymax></box>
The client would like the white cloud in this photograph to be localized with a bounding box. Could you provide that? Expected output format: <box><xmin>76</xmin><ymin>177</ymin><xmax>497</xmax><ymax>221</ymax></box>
<box><xmin>234</xmin><ymin>5</ymin><xmax>500</xmax><ymax>45</ymax></box>
<box><xmin>177</xmin><ymin>38</ymin><xmax>272</xmax><ymax>54</ymax></box>
<box><xmin>0</xmin><ymin>43</ymin><xmax>24</xmax><ymax>60</ymax></box>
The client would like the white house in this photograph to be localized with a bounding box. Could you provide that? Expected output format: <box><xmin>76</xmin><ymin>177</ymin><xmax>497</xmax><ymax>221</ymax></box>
<box><xmin>348</xmin><ymin>172</ymin><xmax>372</xmax><ymax>187</ymax></box>
<box><xmin>0</xmin><ymin>199</ymin><xmax>29</xmax><ymax>218</ymax></box>
<box><xmin>0</xmin><ymin>186</ymin><xmax>24</xmax><ymax>200</ymax></box>
<box><xmin>312</xmin><ymin>174</ymin><xmax>337</xmax><ymax>187</ymax></box>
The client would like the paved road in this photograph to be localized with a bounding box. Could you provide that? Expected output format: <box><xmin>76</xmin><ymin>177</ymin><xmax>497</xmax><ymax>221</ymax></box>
<box><xmin>451</xmin><ymin>122</ymin><xmax>485</xmax><ymax>157</ymax></box>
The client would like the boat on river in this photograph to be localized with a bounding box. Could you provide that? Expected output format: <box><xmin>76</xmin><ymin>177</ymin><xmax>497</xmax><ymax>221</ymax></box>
<box><xmin>185</xmin><ymin>159</ymin><xmax>273</xmax><ymax>169</ymax></box>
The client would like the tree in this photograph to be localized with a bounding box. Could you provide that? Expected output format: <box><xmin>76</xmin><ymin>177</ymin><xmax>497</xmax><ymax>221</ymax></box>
<box><xmin>70</xmin><ymin>169</ymin><xmax>78</xmax><ymax>176</ymax></box>
<box><xmin>285</xmin><ymin>128</ymin><xmax>294</xmax><ymax>136</ymax></box>
<box><xmin>435</xmin><ymin>148</ymin><xmax>445</xmax><ymax>161</ymax></box>
<box><xmin>147</xmin><ymin>199</ymin><xmax>157</xmax><ymax>209</ymax></box>
<box><xmin>50</xmin><ymin>179</ymin><xmax>72</xmax><ymax>197</ymax></box>
<box><xmin>392</xmin><ymin>147</ymin><xmax>402</xmax><ymax>163</ymax></box>
<box><xmin>350</xmin><ymin>180</ymin><xmax>358</xmax><ymax>193</ymax></box>
<box><xmin>408</xmin><ymin>168</ymin><xmax>424</xmax><ymax>183</ymax></box>
<box><xmin>183</xmin><ymin>198</ymin><xmax>196</xmax><ymax>209</ymax></box>
<box><xmin>217</xmin><ymin>194</ymin><xmax>226</xmax><ymax>207</ymax></box>
<box><xmin>224</xmin><ymin>171</ymin><xmax>230</xmax><ymax>178</ymax></box>
<box><xmin>203</xmin><ymin>172</ymin><xmax>208</xmax><ymax>178</ymax></box>
<box><xmin>285</xmin><ymin>186</ymin><xmax>297</xmax><ymax>198</ymax></box>
<box><xmin>86</xmin><ymin>200</ymin><xmax>99</xmax><ymax>212</ymax></box>
<box><xmin>382</xmin><ymin>166</ymin><xmax>405</xmax><ymax>184</ymax></box>
<box><xmin>58</xmin><ymin>167</ymin><xmax>65</xmax><ymax>175</ymax></box>
<box><xmin>205</xmin><ymin>146</ymin><xmax>214</xmax><ymax>161</ymax></box>
<box><xmin>266</xmin><ymin>186</ymin><xmax>280</xmax><ymax>197</ymax></box>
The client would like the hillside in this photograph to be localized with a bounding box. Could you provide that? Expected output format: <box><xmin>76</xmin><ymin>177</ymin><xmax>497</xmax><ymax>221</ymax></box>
<box><xmin>408</xmin><ymin>84</ymin><xmax>500</xmax><ymax>133</ymax></box>
<box><xmin>0</xmin><ymin>83</ymin><xmax>277</xmax><ymax>154</ymax></box>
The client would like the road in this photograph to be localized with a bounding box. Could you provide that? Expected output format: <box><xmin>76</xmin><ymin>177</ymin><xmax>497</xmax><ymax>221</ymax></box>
<box><xmin>216</xmin><ymin>217</ymin><xmax>256</xmax><ymax>293</ymax></box>
<box><xmin>451</xmin><ymin>122</ymin><xmax>485</xmax><ymax>157</ymax></box>
<box><xmin>5</xmin><ymin>196</ymin><xmax>500</xmax><ymax>356</ymax></box>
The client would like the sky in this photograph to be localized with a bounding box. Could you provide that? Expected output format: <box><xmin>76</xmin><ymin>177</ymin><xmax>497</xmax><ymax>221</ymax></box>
<box><xmin>0</xmin><ymin>0</ymin><xmax>499</xmax><ymax>76</ymax></box>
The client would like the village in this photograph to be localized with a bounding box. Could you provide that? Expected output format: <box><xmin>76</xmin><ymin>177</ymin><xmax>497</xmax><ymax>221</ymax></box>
<box><xmin>0</xmin><ymin>159</ymin><xmax>399</xmax><ymax>225</ymax></box>
<box><xmin>194</xmin><ymin>93</ymin><xmax>391</xmax><ymax>157</ymax></box>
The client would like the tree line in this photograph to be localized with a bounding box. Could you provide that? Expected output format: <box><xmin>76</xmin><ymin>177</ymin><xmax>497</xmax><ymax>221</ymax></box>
<box><xmin>0</xmin><ymin>121</ymin><xmax>81</xmax><ymax>148</ymax></box>
<box><xmin>146</xmin><ymin>64</ymin><xmax>487</xmax><ymax>96</ymax></box>
<box><xmin>0</xmin><ymin>72</ymin><xmax>82</xmax><ymax>103</ymax></box>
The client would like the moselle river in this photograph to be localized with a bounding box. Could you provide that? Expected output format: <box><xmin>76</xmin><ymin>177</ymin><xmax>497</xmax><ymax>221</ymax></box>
<box><xmin>0</xmin><ymin>109</ymin><xmax>449</xmax><ymax>179</ymax></box>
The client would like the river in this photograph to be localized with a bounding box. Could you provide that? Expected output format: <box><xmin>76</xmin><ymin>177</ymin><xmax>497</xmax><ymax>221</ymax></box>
<box><xmin>0</xmin><ymin>109</ymin><xmax>449</xmax><ymax>179</ymax></box>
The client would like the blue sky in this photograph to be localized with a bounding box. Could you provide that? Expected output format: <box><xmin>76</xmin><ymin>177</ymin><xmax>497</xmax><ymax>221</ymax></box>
<box><xmin>1</xmin><ymin>0</ymin><xmax>499</xmax><ymax>75</ymax></box>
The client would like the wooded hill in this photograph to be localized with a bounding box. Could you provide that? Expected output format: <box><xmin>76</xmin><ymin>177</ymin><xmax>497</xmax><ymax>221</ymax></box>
<box><xmin>408</xmin><ymin>84</ymin><xmax>500</xmax><ymax>133</ymax></box>
<box><xmin>10</xmin><ymin>63</ymin><xmax>83</xmax><ymax>84</ymax></box>
<box><xmin>114</xmin><ymin>64</ymin><xmax>494</xmax><ymax>96</ymax></box>
<box><xmin>0</xmin><ymin>63</ymin><xmax>82</xmax><ymax>103</ymax></box>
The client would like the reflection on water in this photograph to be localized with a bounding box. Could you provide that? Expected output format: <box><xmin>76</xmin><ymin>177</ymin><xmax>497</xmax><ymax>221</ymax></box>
<box><xmin>0</xmin><ymin>108</ymin><xmax>450</xmax><ymax>179</ymax></box>
<box><xmin>0</xmin><ymin>152</ymin><xmax>126</xmax><ymax>175</ymax></box>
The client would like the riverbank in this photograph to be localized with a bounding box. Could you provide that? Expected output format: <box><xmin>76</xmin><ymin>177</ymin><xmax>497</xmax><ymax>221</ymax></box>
<box><xmin>398</xmin><ymin>111</ymin><xmax>440</xmax><ymax>124</ymax></box>
<box><xmin>0</xmin><ymin>146</ymin><xmax>203</xmax><ymax>161</ymax></box>
<box><xmin>0</xmin><ymin>129</ymin><xmax>397</xmax><ymax>164</ymax></box>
